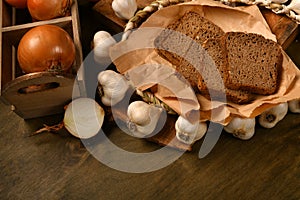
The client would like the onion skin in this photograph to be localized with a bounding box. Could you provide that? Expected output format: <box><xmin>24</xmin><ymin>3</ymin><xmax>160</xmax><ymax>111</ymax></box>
<box><xmin>64</xmin><ymin>98</ymin><xmax>105</xmax><ymax>139</ymax></box>
<box><xmin>17</xmin><ymin>25</ymin><xmax>75</xmax><ymax>73</ymax></box>
<box><xmin>27</xmin><ymin>0</ymin><xmax>73</xmax><ymax>21</ymax></box>
<box><xmin>4</xmin><ymin>0</ymin><xmax>27</xmax><ymax>8</ymax></box>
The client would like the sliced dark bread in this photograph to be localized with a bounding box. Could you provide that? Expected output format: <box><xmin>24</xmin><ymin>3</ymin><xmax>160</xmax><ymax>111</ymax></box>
<box><xmin>154</xmin><ymin>11</ymin><xmax>226</xmax><ymax>88</ymax></box>
<box><xmin>153</xmin><ymin>13</ymin><xmax>279</xmax><ymax>103</ymax></box>
<box><xmin>197</xmin><ymin>38</ymin><xmax>229</xmax><ymax>91</ymax></box>
<box><xmin>224</xmin><ymin>32</ymin><xmax>283</xmax><ymax>95</ymax></box>
<box><xmin>197</xmin><ymin>38</ymin><xmax>253</xmax><ymax>104</ymax></box>
<box><xmin>154</xmin><ymin>11</ymin><xmax>203</xmax><ymax>64</ymax></box>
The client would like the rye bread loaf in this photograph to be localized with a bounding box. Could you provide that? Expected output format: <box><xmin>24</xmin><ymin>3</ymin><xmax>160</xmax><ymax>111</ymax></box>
<box><xmin>224</xmin><ymin>32</ymin><xmax>283</xmax><ymax>95</ymax></box>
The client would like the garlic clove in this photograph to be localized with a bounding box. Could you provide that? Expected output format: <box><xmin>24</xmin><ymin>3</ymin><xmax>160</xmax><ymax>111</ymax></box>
<box><xmin>175</xmin><ymin>116</ymin><xmax>207</xmax><ymax>144</ymax></box>
<box><xmin>98</xmin><ymin>70</ymin><xmax>130</xmax><ymax>106</ymax></box>
<box><xmin>100</xmin><ymin>96</ymin><xmax>115</xmax><ymax>107</ymax></box>
<box><xmin>127</xmin><ymin>101</ymin><xmax>151</xmax><ymax>126</ymax></box>
<box><xmin>135</xmin><ymin>107</ymin><xmax>163</xmax><ymax>137</ymax></box>
<box><xmin>287</xmin><ymin>0</ymin><xmax>300</xmax><ymax>15</ymax></box>
<box><xmin>288</xmin><ymin>99</ymin><xmax>300</xmax><ymax>113</ymax></box>
<box><xmin>258</xmin><ymin>102</ymin><xmax>288</xmax><ymax>129</ymax></box>
<box><xmin>127</xmin><ymin>101</ymin><xmax>163</xmax><ymax>138</ymax></box>
<box><xmin>195</xmin><ymin>122</ymin><xmax>208</xmax><ymax>141</ymax></box>
<box><xmin>112</xmin><ymin>0</ymin><xmax>137</xmax><ymax>20</ymax></box>
<box><xmin>224</xmin><ymin>117</ymin><xmax>256</xmax><ymax>140</ymax></box>
<box><xmin>63</xmin><ymin>98</ymin><xmax>105</xmax><ymax>139</ymax></box>
<box><xmin>93</xmin><ymin>31</ymin><xmax>117</xmax><ymax>65</ymax></box>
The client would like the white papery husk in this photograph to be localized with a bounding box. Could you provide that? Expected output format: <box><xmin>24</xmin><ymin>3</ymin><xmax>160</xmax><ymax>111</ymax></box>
<box><xmin>64</xmin><ymin>98</ymin><xmax>105</xmax><ymax>139</ymax></box>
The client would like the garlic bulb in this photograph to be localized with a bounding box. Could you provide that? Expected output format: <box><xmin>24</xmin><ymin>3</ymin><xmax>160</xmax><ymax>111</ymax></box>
<box><xmin>93</xmin><ymin>31</ymin><xmax>117</xmax><ymax>65</ymax></box>
<box><xmin>288</xmin><ymin>99</ymin><xmax>300</xmax><ymax>113</ymax></box>
<box><xmin>98</xmin><ymin>70</ymin><xmax>130</xmax><ymax>106</ymax></box>
<box><xmin>127</xmin><ymin>101</ymin><xmax>163</xmax><ymax>138</ymax></box>
<box><xmin>258</xmin><ymin>102</ymin><xmax>288</xmax><ymax>128</ymax></box>
<box><xmin>64</xmin><ymin>98</ymin><xmax>105</xmax><ymax>139</ymax></box>
<box><xmin>112</xmin><ymin>0</ymin><xmax>137</xmax><ymax>20</ymax></box>
<box><xmin>224</xmin><ymin>117</ymin><xmax>256</xmax><ymax>140</ymax></box>
<box><xmin>287</xmin><ymin>0</ymin><xmax>300</xmax><ymax>15</ymax></box>
<box><xmin>175</xmin><ymin>116</ymin><xmax>207</xmax><ymax>144</ymax></box>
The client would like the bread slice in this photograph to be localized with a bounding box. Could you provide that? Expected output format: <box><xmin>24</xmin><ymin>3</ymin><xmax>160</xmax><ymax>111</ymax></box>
<box><xmin>197</xmin><ymin>38</ymin><xmax>229</xmax><ymax>91</ymax></box>
<box><xmin>197</xmin><ymin>38</ymin><xmax>253</xmax><ymax>104</ymax></box>
<box><xmin>154</xmin><ymin>11</ymin><xmax>225</xmax><ymax>88</ymax></box>
<box><xmin>154</xmin><ymin>19</ymin><xmax>195</xmax><ymax>63</ymax></box>
<box><xmin>224</xmin><ymin>32</ymin><xmax>283</xmax><ymax>95</ymax></box>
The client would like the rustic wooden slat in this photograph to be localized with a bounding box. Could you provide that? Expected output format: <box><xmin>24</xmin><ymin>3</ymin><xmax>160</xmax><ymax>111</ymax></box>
<box><xmin>70</xmin><ymin>0</ymin><xmax>83</xmax><ymax>74</ymax></box>
<box><xmin>260</xmin><ymin>8</ymin><xmax>299</xmax><ymax>49</ymax></box>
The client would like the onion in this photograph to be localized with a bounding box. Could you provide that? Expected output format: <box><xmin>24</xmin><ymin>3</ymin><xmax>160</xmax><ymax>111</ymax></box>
<box><xmin>4</xmin><ymin>0</ymin><xmax>27</xmax><ymax>8</ymax></box>
<box><xmin>63</xmin><ymin>98</ymin><xmax>105</xmax><ymax>139</ymax></box>
<box><xmin>34</xmin><ymin>98</ymin><xmax>105</xmax><ymax>139</ymax></box>
<box><xmin>17</xmin><ymin>24</ymin><xmax>75</xmax><ymax>73</ymax></box>
<box><xmin>27</xmin><ymin>0</ymin><xmax>73</xmax><ymax>21</ymax></box>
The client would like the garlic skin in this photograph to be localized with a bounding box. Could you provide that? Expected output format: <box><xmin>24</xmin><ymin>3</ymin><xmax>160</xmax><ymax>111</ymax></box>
<box><xmin>127</xmin><ymin>101</ymin><xmax>163</xmax><ymax>138</ymax></box>
<box><xmin>256</xmin><ymin>0</ymin><xmax>288</xmax><ymax>4</ymax></box>
<box><xmin>98</xmin><ymin>70</ymin><xmax>130</xmax><ymax>106</ymax></box>
<box><xmin>287</xmin><ymin>0</ymin><xmax>300</xmax><ymax>15</ymax></box>
<box><xmin>270</xmin><ymin>0</ymin><xmax>288</xmax><ymax>3</ymax></box>
<box><xmin>64</xmin><ymin>98</ymin><xmax>105</xmax><ymax>139</ymax></box>
<box><xmin>93</xmin><ymin>31</ymin><xmax>117</xmax><ymax>65</ymax></box>
<box><xmin>175</xmin><ymin>116</ymin><xmax>207</xmax><ymax>144</ymax></box>
<box><xmin>224</xmin><ymin>117</ymin><xmax>256</xmax><ymax>140</ymax></box>
<box><xmin>258</xmin><ymin>102</ymin><xmax>288</xmax><ymax>129</ymax></box>
<box><xmin>112</xmin><ymin>0</ymin><xmax>137</xmax><ymax>20</ymax></box>
<box><xmin>288</xmin><ymin>99</ymin><xmax>300</xmax><ymax>113</ymax></box>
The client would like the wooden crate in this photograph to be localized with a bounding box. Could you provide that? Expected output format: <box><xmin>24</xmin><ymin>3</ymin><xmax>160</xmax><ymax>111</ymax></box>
<box><xmin>0</xmin><ymin>0</ymin><xmax>84</xmax><ymax>119</ymax></box>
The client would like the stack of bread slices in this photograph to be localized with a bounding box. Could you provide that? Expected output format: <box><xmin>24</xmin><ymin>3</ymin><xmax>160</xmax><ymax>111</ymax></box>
<box><xmin>154</xmin><ymin>11</ymin><xmax>283</xmax><ymax>104</ymax></box>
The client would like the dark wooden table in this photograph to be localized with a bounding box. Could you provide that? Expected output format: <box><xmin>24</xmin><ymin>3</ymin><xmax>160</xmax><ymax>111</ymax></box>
<box><xmin>1</xmin><ymin>2</ymin><xmax>300</xmax><ymax>199</ymax></box>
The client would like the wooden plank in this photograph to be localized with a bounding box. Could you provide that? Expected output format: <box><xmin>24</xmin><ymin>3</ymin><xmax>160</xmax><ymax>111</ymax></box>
<box><xmin>70</xmin><ymin>0</ymin><xmax>83</xmax><ymax>74</ymax></box>
<box><xmin>2</xmin><ymin>18</ymin><xmax>73</xmax><ymax>46</ymax></box>
<box><xmin>260</xmin><ymin>8</ymin><xmax>299</xmax><ymax>49</ymax></box>
<box><xmin>0</xmin><ymin>1</ymin><xmax>3</xmax><ymax>93</ymax></box>
<box><xmin>1</xmin><ymin>0</ymin><xmax>12</xmax><ymax>27</ymax></box>
<box><xmin>1</xmin><ymin>98</ymin><xmax>300</xmax><ymax>199</ymax></box>
<box><xmin>1</xmin><ymin>72</ymin><xmax>75</xmax><ymax>119</ymax></box>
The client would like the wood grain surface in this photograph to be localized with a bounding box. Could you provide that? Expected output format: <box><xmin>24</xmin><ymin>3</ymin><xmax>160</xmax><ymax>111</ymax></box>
<box><xmin>1</xmin><ymin>98</ymin><xmax>300</xmax><ymax>199</ymax></box>
<box><xmin>1</xmin><ymin>3</ymin><xmax>300</xmax><ymax>199</ymax></box>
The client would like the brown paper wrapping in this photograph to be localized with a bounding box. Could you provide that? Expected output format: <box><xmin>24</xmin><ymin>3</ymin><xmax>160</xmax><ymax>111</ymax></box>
<box><xmin>110</xmin><ymin>0</ymin><xmax>300</xmax><ymax>125</ymax></box>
